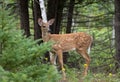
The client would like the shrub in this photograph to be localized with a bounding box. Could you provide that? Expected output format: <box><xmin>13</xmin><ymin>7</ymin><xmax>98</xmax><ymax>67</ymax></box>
<box><xmin>0</xmin><ymin>2</ymin><xmax>60</xmax><ymax>82</ymax></box>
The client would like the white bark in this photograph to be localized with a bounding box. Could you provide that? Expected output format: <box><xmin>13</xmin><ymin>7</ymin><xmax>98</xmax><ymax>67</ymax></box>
<box><xmin>39</xmin><ymin>0</ymin><xmax>47</xmax><ymax>23</ymax></box>
<box><xmin>112</xmin><ymin>16</ymin><xmax>115</xmax><ymax>47</ymax></box>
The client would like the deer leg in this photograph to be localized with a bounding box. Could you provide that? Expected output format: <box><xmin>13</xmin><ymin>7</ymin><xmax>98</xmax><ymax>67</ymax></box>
<box><xmin>76</xmin><ymin>49</ymin><xmax>91</xmax><ymax>76</ymax></box>
<box><xmin>53</xmin><ymin>55</ymin><xmax>57</xmax><ymax>65</ymax></box>
<box><xmin>56</xmin><ymin>50</ymin><xmax>66</xmax><ymax>80</ymax></box>
<box><xmin>49</xmin><ymin>52</ymin><xmax>57</xmax><ymax>65</ymax></box>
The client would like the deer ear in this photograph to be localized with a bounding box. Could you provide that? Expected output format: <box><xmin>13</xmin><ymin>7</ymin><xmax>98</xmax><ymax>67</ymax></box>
<box><xmin>38</xmin><ymin>18</ymin><xmax>43</xmax><ymax>26</ymax></box>
<box><xmin>48</xmin><ymin>19</ymin><xmax>55</xmax><ymax>25</ymax></box>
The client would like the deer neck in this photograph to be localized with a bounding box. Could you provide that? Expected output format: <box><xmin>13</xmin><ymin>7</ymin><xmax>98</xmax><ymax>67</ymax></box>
<box><xmin>42</xmin><ymin>31</ymin><xmax>51</xmax><ymax>42</ymax></box>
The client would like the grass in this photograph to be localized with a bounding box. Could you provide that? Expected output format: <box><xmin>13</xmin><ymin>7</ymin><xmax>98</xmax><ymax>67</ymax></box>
<box><xmin>62</xmin><ymin>68</ymin><xmax>120</xmax><ymax>82</ymax></box>
<box><xmin>80</xmin><ymin>73</ymin><xmax>120</xmax><ymax>82</ymax></box>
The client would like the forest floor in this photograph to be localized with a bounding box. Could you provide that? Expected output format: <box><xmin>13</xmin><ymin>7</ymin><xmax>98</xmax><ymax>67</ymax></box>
<box><xmin>58</xmin><ymin>73</ymin><xmax>120</xmax><ymax>82</ymax></box>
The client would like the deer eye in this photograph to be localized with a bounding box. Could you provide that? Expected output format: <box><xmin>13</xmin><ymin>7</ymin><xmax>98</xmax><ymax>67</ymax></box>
<box><xmin>43</xmin><ymin>26</ymin><xmax>46</xmax><ymax>28</ymax></box>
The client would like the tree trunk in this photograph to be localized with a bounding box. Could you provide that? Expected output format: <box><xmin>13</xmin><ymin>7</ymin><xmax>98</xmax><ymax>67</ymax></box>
<box><xmin>33</xmin><ymin>0</ymin><xmax>42</xmax><ymax>40</ymax></box>
<box><xmin>47</xmin><ymin>0</ymin><xmax>56</xmax><ymax>20</ymax></box>
<box><xmin>47</xmin><ymin>0</ymin><xmax>66</xmax><ymax>34</ymax></box>
<box><xmin>54</xmin><ymin>0</ymin><xmax>64</xmax><ymax>34</ymax></box>
<box><xmin>47</xmin><ymin>0</ymin><xmax>57</xmax><ymax>34</ymax></box>
<box><xmin>18</xmin><ymin>0</ymin><xmax>30</xmax><ymax>37</ymax></box>
<box><xmin>114</xmin><ymin>0</ymin><xmax>120</xmax><ymax>71</ymax></box>
<box><xmin>66</xmin><ymin>0</ymin><xmax>75</xmax><ymax>33</ymax></box>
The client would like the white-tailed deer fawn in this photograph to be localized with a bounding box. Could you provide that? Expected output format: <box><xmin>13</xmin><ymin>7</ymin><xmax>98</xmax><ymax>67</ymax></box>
<box><xmin>38</xmin><ymin>18</ymin><xmax>93</xmax><ymax>80</ymax></box>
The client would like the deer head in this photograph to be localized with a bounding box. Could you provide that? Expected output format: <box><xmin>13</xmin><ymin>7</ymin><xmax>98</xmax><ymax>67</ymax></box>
<box><xmin>38</xmin><ymin>18</ymin><xmax>55</xmax><ymax>33</ymax></box>
<box><xmin>38</xmin><ymin>18</ymin><xmax>55</xmax><ymax>41</ymax></box>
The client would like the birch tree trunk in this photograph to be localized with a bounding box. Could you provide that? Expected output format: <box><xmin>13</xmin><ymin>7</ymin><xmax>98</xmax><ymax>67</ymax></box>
<box><xmin>39</xmin><ymin>0</ymin><xmax>47</xmax><ymax>22</ymax></box>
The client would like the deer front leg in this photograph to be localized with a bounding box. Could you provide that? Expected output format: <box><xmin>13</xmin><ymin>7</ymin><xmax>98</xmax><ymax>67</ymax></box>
<box><xmin>56</xmin><ymin>50</ymin><xmax>66</xmax><ymax>80</ymax></box>
<box><xmin>49</xmin><ymin>52</ymin><xmax>57</xmax><ymax>65</ymax></box>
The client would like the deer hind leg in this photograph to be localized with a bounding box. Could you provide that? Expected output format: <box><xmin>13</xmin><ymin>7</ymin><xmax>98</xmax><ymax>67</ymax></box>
<box><xmin>76</xmin><ymin>49</ymin><xmax>91</xmax><ymax>76</ymax></box>
<box><xmin>56</xmin><ymin>50</ymin><xmax>66</xmax><ymax>80</ymax></box>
